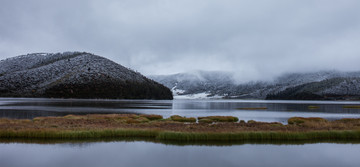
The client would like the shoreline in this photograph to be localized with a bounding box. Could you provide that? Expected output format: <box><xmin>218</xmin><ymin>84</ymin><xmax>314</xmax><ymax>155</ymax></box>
<box><xmin>1</xmin><ymin>136</ymin><xmax>360</xmax><ymax>146</ymax></box>
<box><xmin>1</xmin><ymin>129</ymin><xmax>359</xmax><ymax>141</ymax></box>
<box><xmin>1</xmin><ymin>114</ymin><xmax>359</xmax><ymax>141</ymax></box>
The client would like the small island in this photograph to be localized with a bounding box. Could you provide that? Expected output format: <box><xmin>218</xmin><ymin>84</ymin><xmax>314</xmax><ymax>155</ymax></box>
<box><xmin>1</xmin><ymin>114</ymin><xmax>359</xmax><ymax>141</ymax></box>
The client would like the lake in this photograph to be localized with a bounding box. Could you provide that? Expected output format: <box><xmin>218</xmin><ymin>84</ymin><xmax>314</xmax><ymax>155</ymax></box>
<box><xmin>1</xmin><ymin>98</ymin><xmax>360</xmax><ymax>167</ymax></box>
<box><xmin>1</xmin><ymin>140</ymin><xmax>360</xmax><ymax>167</ymax></box>
<box><xmin>1</xmin><ymin>98</ymin><xmax>360</xmax><ymax>123</ymax></box>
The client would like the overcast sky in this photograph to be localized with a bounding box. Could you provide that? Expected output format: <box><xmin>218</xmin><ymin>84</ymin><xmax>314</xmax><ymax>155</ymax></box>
<box><xmin>1</xmin><ymin>0</ymin><xmax>360</xmax><ymax>81</ymax></box>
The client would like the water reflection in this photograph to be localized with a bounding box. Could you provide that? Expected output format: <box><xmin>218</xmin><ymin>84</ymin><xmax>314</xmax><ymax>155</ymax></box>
<box><xmin>1</xmin><ymin>98</ymin><xmax>360</xmax><ymax>123</ymax></box>
<box><xmin>0</xmin><ymin>140</ymin><xmax>359</xmax><ymax>167</ymax></box>
<box><xmin>1</xmin><ymin>138</ymin><xmax>359</xmax><ymax>147</ymax></box>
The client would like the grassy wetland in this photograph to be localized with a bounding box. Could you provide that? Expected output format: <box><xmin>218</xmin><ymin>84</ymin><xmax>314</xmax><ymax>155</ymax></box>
<box><xmin>1</xmin><ymin>114</ymin><xmax>360</xmax><ymax>142</ymax></box>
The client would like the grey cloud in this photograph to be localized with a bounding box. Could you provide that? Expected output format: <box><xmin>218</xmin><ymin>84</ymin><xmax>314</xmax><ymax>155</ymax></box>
<box><xmin>1</xmin><ymin>0</ymin><xmax>360</xmax><ymax>81</ymax></box>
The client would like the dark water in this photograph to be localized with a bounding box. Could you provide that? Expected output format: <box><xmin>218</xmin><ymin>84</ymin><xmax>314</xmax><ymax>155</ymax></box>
<box><xmin>1</xmin><ymin>98</ymin><xmax>360</xmax><ymax>123</ymax></box>
<box><xmin>0</xmin><ymin>141</ymin><xmax>360</xmax><ymax>167</ymax></box>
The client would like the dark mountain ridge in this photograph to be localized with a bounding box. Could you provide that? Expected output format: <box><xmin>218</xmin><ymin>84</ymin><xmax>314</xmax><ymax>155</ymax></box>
<box><xmin>0</xmin><ymin>52</ymin><xmax>173</xmax><ymax>99</ymax></box>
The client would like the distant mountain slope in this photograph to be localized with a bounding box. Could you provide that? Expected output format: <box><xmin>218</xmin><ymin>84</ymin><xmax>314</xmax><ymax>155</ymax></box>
<box><xmin>150</xmin><ymin>71</ymin><xmax>236</xmax><ymax>96</ymax></box>
<box><xmin>266</xmin><ymin>77</ymin><xmax>360</xmax><ymax>100</ymax></box>
<box><xmin>0</xmin><ymin>52</ymin><xmax>173</xmax><ymax>99</ymax></box>
<box><xmin>150</xmin><ymin>71</ymin><xmax>360</xmax><ymax>100</ymax></box>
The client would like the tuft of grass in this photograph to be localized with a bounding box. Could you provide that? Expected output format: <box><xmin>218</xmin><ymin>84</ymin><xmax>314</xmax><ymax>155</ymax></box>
<box><xmin>124</xmin><ymin>117</ymin><xmax>150</xmax><ymax>124</ymax></box>
<box><xmin>269</xmin><ymin>122</ymin><xmax>283</xmax><ymax>127</ymax></box>
<box><xmin>140</xmin><ymin>114</ymin><xmax>163</xmax><ymax>121</ymax></box>
<box><xmin>33</xmin><ymin>117</ymin><xmax>48</xmax><ymax>122</ymax></box>
<box><xmin>288</xmin><ymin>117</ymin><xmax>328</xmax><ymax>125</ymax></box>
<box><xmin>170</xmin><ymin>115</ymin><xmax>196</xmax><ymax>123</ymax></box>
<box><xmin>198</xmin><ymin>116</ymin><xmax>239</xmax><ymax>123</ymax></box>
<box><xmin>63</xmin><ymin>115</ymin><xmax>84</xmax><ymax>119</ymax></box>
<box><xmin>247</xmin><ymin>120</ymin><xmax>257</xmax><ymax>124</ymax></box>
<box><xmin>0</xmin><ymin>119</ymin><xmax>11</xmax><ymax>123</ymax></box>
<box><xmin>198</xmin><ymin>119</ymin><xmax>214</xmax><ymax>123</ymax></box>
<box><xmin>135</xmin><ymin>117</ymin><xmax>150</xmax><ymax>123</ymax></box>
<box><xmin>308</xmin><ymin>106</ymin><xmax>320</xmax><ymax>109</ymax></box>
<box><xmin>87</xmin><ymin>114</ymin><xmax>134</xmax><ymax>120</ymax></box>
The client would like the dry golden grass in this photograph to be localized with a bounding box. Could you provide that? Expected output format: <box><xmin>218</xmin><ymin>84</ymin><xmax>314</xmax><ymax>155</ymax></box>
<box><xmin>1</xmin><ymin>114</ymin><xmax>360</xmax><ymax>141</ymax></box>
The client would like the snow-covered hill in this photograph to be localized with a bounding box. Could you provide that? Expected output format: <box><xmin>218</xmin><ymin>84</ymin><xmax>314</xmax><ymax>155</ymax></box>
<box><xmin>149</xmin><ymin>71</ymin><xmax>236</xmax><ymax>99</ymax></box>
<box><xmin>0</xmin><ymin>52</ymin><xmax>173</xmax><ymax>99</ymax></box>
<box><xmin>267</xmin><ymin>77</ymin><xmax>360</xmax><ymax>100</ymax></box>
<box><xmin>150</xmin><ymin>71</ymin><xmax>360</xmax><ymax>100</ymax></box>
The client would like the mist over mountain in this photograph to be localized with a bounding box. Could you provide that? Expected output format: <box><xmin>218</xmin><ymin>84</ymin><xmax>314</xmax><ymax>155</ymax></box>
<box><xmin>1</xmin><ymin>52</ymin><xmax>359</xmax><ymax>100</ymax></box>
<box><xmin>0</xmin><ymin>52</ymin><xmax>173</xmax><ymax>99</ymax></box>
<box><xmin>150</xmin><ymin>71</ymin><xmax>235</xmax><ymax>95</ymax></box>
<box><xmin>149</xmin><ymin>70</ymin><xmax>360</xmax><ymax>100</ymax></box>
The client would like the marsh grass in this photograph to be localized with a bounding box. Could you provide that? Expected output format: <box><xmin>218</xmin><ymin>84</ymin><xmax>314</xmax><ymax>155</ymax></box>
<box><xmin>1</xmin><ymin>129</ymin><xmax>359</xmax><ymax>141</ymax></box>
<box><xmin>140</xmin><ymin>114</ymin><xmax>163</xmax><ymax>120</ymax></box>
<box><xmin>198</xmin><ymin>116</ymin><xmax>239</xmax><ymax>123</ymax></box>
<box><xmin>198</xmin><ymin>119</ymin><xmax>214</xmax><ymax>123</ymax></box>
<box><xmin>63</xmin><ymin>115</ymin><xmax>84</xmax><ymax>119</ymax></box>
<box><xmin>1</xmin><ymin>114</ymin><xmax>360</xmax><ymax>141</ymax></box>
<box><xmin>288</xmin><ymin>117</ymin><xmax>328</xmax><ymax>125</ymax></box>
<box><xmin>85</xmin><ymin>114</ymin><xmax>161</xmax><ymax>124</ymax></box>
<box><xmin>247</xmin><ymin>120</ymin><xmax>257</xmax><ymax>124</ymax></box>
<box><xmin>156</xmin><ymin>131</ymin><xmax>360</xmax><ymax>141</ymax></box>
<box><xmin>170</xmin><ymin>115</ymin><xmax>196</xmax><ymax>122</ymax></box>
<box><xmin>335</xmin><ymin>118</ymin><xmax>360</xmax><ymax>124</ymax></box>
<box><xmin>0</xmin><ymin>129</ymin><xmax>160</xmax><ymax>139</ymax></box>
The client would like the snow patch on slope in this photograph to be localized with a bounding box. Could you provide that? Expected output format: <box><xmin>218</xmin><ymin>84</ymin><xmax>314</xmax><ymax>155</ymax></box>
<box><xmin>171</xmin><ymin>85</ymin><xmax>185</xmax><ymax>95</ymax></box>
<box><xmin>174</xmin><ymin>92</ymin><xmax>224</xmax><ymax>99</ymax></box>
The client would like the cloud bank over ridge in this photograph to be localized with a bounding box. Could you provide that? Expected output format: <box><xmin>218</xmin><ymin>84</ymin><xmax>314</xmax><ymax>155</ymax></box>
<box><xmin>1</xmin><ymin>0</ymin><xmax>360</xmax><ymax>81</ymax></box>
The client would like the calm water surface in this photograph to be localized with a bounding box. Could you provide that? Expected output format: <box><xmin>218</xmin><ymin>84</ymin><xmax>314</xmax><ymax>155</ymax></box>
<box><xmin>1</xmin><ymin>98</ymin><xmax>360</xmax><ymax>167</ymax></box>
<box><xmin>0</xmin><ymin>141</ymin><xmax>359</xmax><ymax>167</ymax></box>
<box><xmin>1</xmin><ymin>98</ymin><xmax>360</xmax><ymax>123</ymax></box>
